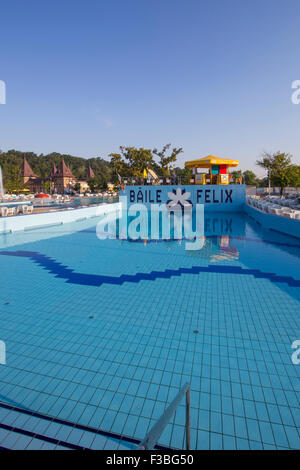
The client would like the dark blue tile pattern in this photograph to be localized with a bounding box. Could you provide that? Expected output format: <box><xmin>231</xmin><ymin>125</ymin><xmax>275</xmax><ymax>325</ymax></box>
<box><xmin>0</xmin><ymin>400</ymin><xmax>170</xmax><ymax>450</ymax></box>
<box><xmin>0</xmin><ymin>421</ymin><xmax>86</xmax><ymax>450</ymax></box>
<box><xmin>0</xmin><ymin>250</ymin><xmax>299</xmax><ymax>287</ymax></box>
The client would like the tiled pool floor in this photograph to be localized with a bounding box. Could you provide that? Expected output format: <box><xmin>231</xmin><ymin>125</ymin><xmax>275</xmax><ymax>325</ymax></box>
<box><xmin>0</xmin><ymin>212</ymin><xmax>299</xmax><ymax>449</ymax></box>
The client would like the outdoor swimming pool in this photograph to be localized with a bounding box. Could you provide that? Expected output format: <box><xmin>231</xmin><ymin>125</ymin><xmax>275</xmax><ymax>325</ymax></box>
<box><xmin>0</xmin><ymin>209</ymin><xmax>299</xmax><ymax>450</ymax></box>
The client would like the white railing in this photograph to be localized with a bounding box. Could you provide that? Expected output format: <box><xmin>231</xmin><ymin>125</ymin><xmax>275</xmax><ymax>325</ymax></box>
<box><xmin>137</xmin><ymin>383</ymin><xmax>191</xmax><ymax>451</ymax></box>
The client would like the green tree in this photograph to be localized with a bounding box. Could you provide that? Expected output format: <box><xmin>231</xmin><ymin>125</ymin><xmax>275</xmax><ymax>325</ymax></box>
<box><xmin>119</xmin><ymin>146</ymin><xmax>154</xmax><ymax>178</ymax></box>
<box><xmin>152</xmin><ymin>144</ymin><xmax>183</xmax><ymax>177</ymax></box>
<box><xmin>230</xmin><ymin>170</ymin><xmax>242</xmax><ymax>183</ymax></box>
<box><xmin>256</xmin><ymin>177</ymin><xmax>269</xmax><ymax>188</ymax></box>
<box><xmin>99</xmin><ymin>179</ymin><xmax>108</xmax><ymax>191</ymax></box>
<box><xmin>5</xmin><ymin>167</ymin><xmax>23</xmax><ymax>193</ymax></box>
<box><xmin>243</xmin><ymin>170</ymin><xmax>257</xmax><ymax>185</ymax></box>
<box><xmin>73</xmin><ymin>182</ymin><xmax>81</xmax><ymax>193</ymax></box>
<box><xmin>88</xmin><ymin>175</ymin><xmax>108</xmax><ymax>191</ymax></box>
<box><xmin>43</xmin><ymin>180</ymin><xmax>51</xmax><ymax>193</ymax></box>
<box><xmin>109</xmin><ymin>153</ymin><xmax>127</xmax><ymax>183</ymax></box>
<box><xmin>87</xmin><ymin>178</ymin><xmax>96</xmax><ymax>192</ymax></box>
<box><xmin>256</xmin><ymin>151</ymin><xmax>295</xmax><ymax>195</ymax></box>
<box><xmin>173</xmin><ymin>166</ymin><xmax>192</xmax><ymax>184</ymax></box>
<box><xmin>0</xmin><ymin>150</ymin><xmax>115</xmax><ymax>190</ymax></box>
<box><xmin>289</xmin><ymin>165</ymin><xmax>300</xmax><ymax>188</ymax></box>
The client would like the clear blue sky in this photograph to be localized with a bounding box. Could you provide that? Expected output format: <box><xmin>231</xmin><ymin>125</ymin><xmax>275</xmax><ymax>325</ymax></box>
<box><xmin>1</xmin><ymin>0</ymin><xmax>299</xmax><ymax>174</ymax></box>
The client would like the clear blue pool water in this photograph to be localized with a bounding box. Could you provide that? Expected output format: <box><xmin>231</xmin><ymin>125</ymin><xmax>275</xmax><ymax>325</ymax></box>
<box><xmin>0</xmin><ymin>209</ymin><xmax>299</xmax><ymax>450</ymax></box>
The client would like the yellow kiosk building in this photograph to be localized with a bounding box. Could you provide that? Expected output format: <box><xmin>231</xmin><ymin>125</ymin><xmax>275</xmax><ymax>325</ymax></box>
<box><xmin>185</xmin><ymin>155</ymin><xmax>240</xmax><ymax>185</ymax></box>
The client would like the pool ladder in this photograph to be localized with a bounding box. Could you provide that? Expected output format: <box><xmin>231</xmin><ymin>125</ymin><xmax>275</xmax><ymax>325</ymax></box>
<box><xmin>137</xmin><ymin>382</ymin><xmax>191</xmax><ymax>450</ymax></box>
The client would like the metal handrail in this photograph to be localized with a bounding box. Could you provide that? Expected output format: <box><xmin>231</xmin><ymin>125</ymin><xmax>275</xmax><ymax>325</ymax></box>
<box><xmin>136</xmin><ymin>382</ymin><xmax>191</xmax><ymax>450</ymax></box>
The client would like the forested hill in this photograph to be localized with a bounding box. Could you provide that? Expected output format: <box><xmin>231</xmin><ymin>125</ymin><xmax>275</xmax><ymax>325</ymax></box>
<box><xmin>0</xmin><ymin>149</ymin><xmax>113</xmax><ymax>182</ymax></box>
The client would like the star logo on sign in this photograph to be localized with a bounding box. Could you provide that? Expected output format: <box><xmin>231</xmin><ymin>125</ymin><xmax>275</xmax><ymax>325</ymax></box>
<box><xmin>166</xmin><ymin>188</ymin><xmax>192</xmax><ymax>210</ymax></box>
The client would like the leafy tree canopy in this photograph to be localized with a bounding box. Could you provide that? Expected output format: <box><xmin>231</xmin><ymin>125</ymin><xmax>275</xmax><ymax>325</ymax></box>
<box><xmin>153</xmin><ymin>144</ymin><xmax>183</xmax><ymax>177</ymax></box>
<box><xmin>1</xmin><ymin>148</ymin><xmax>298</xmax><ymax>193</ymax></box>
<box><xmin>119</xmin><ymin>146</ymin><xmax>154</xmax><ymax>178</ymax></box>
<box><xmin>0</xmin><ymin>149</ymin><xmax>113</xmax><ymax>188</ymax></box>
<box><xmin>256</xmin><ymin>151</ymin><xmax>299</xmax><ymax>194</ymax></box>
<box><xmin>109</xmin><ymin>144</ymin><xmax>183</xmax><ymax>181</ymax></box>
<box><xmin>242</xmin><ymin>170</ymin><xmax>257</xmax><ymax>185</ymax></box>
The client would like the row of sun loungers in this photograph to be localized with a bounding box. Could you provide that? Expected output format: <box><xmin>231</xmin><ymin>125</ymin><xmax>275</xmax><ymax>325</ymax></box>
<box><xmin>0</xmin><ymin>205</ymin><xmax>33</xmax><ymax>217</ymax></box>
<box><xmin>264</xmin><ymin>196</ymin><xmax>300</xmax><ymax>209</ymax></box>
<box><xmin>0</xmin><ymin>194</ymin><xmax>35</xmax><ymax>202</ymax></box>
<box><xmin>247</xmin><ymin>197</ymin><xmax>300</xmax><ymax>219</ymax></box>
<box><xmin>74</xmin><ymin>192</ymin><xmax>118</xmax><ymax>197</ymax></box>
